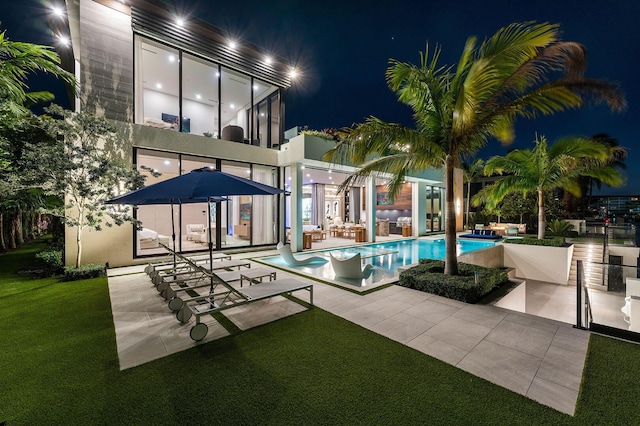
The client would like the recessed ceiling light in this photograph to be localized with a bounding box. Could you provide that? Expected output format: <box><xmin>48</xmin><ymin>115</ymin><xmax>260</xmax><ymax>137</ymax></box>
<box><xmin>264</xmin><ymin>56</ymin><xmax>273</xmax><ymax>64</ymax></box>
<box><xmin>51</xmin><ymin>6</ymin><xmax>64</xmax><ymax>18</ymax></box>
<box><xmin>164</xmin><ymin>160</ymin><xmax>170</xmax><ymax>165</ymax></box>
<box><xmin>288</xmin><ymin>177</ymin><xmax>291</xmax><ymax>180</ymax></box>
<box><xmin>306</xmin><ymin>174</ymin><xmax>310</xmax><ymax>177</ymax></box>
<box><xmin>301</xmin><ymin>166</ymin><xmax>305</xmax><ymax>169</ymax></box>
<box><xmin>168</xmin><ymin>55</ymin><xmax>175</xmax><ymax>62</ymax></box>
<box><xmin>215</xmin><ymin>71</ymin><xmax>220</xmax><ymax>77</ymax></box>
<box><xmin>246</xmin><ymin>169</ymin><xmax>251</xmax><ymax>174</ymax></box>
<box><xmin>310</xmin><ymin>179</ymin><xmax>314</xmax><ymax>183</ymax></box>
<box><xmin>195</xmin><ymin>94</ymin><xmax>201</xmax><ymax>99</ymax></box>
<box><xmin>230</xmin><ymin>103</ymin><xmax>235</xmax><ymax>109</ymax></box>
<box><xmin>260</xmin><ymin>112</ymin><xmax>265</xmax><ymax>117</ymax></box>
<box><xmin>156</xmin><ymin>83</ymin><xmax>162</xmax><ymax>89</ymax></box>
<box><xmin>57</xmin><ymin>35</ymin><xmax>70</xmax><ymax>46</ymax></box>
<box><xmin>328</xmin><ymin>170</ymin><xmax>332</xmax><ymax>173</ymax></box>
<box><xmin>228</xmin><ymin>40</ymin><xmax>237</xmax><ymax>49</ymax></box>
<box><xmin>329</xmin><ymin>176</ymin><xmax>332</xmax><ymax>180</ymax></box>
<box><xmin>253</xmin><ymin>84</ymin><xmax>258</xmax><ymax>90</ymax></box>
<box><xmin>176</xmin><ymin>18</ymin><xmax>185</xmax><ymax>26</ymax></box>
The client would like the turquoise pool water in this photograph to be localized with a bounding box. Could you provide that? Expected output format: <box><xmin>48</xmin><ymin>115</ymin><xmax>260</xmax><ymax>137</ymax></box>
<box><xmin>259</xmin><ymin>238</ymin><xmax>497</xmax><ymax>288</ymax></box>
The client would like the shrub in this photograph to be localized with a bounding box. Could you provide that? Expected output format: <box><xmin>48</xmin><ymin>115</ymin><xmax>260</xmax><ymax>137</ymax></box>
<box><xmin>35</xmin><ymin>249</ymin><xmax>64</xmax><ymax>276</ymax></box>
<box><xmin>63</xmin><ymin>264</ymin><xmax>106</xmax><ymax>281</ymax></box>
<box><xmin>502</xmin><ymin>236</ymin><xmax>567</xmax><ymax>247</ymax></box>
<box><xmin>398</xmin><ymin>259</ymin><xmax>510</xmax><ymax>303</ymax></box>
<box><xmin>547</xmin><ymin>219</ymin><xmax>573</xmax><ymax>236</ymax></box>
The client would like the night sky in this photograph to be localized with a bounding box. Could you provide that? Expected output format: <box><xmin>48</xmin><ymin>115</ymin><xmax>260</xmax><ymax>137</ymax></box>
<box><xmin>4</xmin><ymin>0</ymin><xmax>639</xmax><ymax>194</ymax></box>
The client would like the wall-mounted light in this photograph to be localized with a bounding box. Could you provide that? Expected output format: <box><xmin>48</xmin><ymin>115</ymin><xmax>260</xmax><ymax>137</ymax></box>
<box><xmin>56</xmin><ymin>35</ymin><xmax>70</xmax><ymax>47</ymax></box>
<box><xmin>51</xmin><ymin>6</ymin><xmax>65</xmax><ymax>19</ymax></box>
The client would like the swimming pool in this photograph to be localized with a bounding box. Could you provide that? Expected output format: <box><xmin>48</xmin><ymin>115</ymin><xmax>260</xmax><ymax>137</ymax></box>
<box><xmin>258</xmin><ymin>238</ymin><xmax>497</xmax><ymax>290</ymax></box>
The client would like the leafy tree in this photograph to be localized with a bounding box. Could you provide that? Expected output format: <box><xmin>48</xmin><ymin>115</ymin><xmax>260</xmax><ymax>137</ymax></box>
<box><xmin>324</xmin><ymin>22</ymin><xmax>625</xmax><ymax>275</ymax></box>
<box><xmin>0</xmin><ymin>26</ymin><xmax>76</xmax><ymax>251</ymax></box>
<box><xmin>462</xmin><ymin>159</ymin><xmax>484</xmax><ymax>228</ymax></box>
<box><xmin>475</xmin><ymin>135</ymin><xmax>623</xmax><ymax>239</ymax></box>
<box><xmin>32</xmin><ymin>105</ymin><xmax>145</xmax><ymax>268</ymax></box>
<box><xmin>0</xmin><ymin>28</ymin><xmax>75</xmax><ymax>109</ymax></box>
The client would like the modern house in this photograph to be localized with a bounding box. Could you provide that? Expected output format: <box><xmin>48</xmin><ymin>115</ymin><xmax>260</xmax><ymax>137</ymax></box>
<box><xmin>58</xmin><ymin>0</ymin><xmax>462</xmax><ymax>267</ymax></box>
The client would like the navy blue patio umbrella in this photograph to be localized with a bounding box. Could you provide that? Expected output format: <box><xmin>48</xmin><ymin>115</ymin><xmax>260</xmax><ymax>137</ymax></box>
<box><xmin>105</xmin><ymin>167</ymin><xmax>286</xmax><ymax>272</ymax></box>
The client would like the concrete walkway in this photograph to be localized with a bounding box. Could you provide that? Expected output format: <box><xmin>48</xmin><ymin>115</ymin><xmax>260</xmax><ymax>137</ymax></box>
<box><xmin>108</xmin><ymin>262</ymin><xmax>589</xmax><ymax>416</ymax></box>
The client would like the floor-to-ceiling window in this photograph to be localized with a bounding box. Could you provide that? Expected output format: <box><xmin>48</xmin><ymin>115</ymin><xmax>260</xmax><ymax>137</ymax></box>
<box><xmin>134</xmin><ymin>35</ymin><xmax>283</xmax><ymax>147</ymax></box>
<box><xmin>426</xmin><ymin>186</ymin><xmax>444</xmax><ymax>232</ymax></box>
<box><xmin>135</xmin><ymin>37</ymin><xmax>180</xmax><ymax>130</ymax></box>
<box><xmin>182</xmin><ymin>54</ymin><xmax>220</xmax><ymax>137</ymax></box>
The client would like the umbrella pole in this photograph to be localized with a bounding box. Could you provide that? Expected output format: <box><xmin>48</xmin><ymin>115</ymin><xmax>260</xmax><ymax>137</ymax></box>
<box><xmin>172</xmin><ymin>200</ymin><xmax>177</xmax><ymax>279</ymax></box>
<box><xmin>208</xmin><ymin>197</ymin><xmax>214</xmax><ymax>293</ymax></box>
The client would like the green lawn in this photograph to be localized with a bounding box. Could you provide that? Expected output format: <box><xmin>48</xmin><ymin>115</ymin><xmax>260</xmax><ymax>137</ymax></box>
<box><xmin>1</xmin><ymin>239</ymin><xmax>640</xmax><ymax>424</ymax></box>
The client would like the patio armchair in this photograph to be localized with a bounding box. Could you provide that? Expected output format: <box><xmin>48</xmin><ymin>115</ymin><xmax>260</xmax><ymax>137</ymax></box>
<box><xmin>276</xmin><ymin>242</ymin><xmax>328</xmax><ymax>266</ymax></box>
<box><xmin>329</xmin><ymin>253</ymin><xmax>374</xmax><ymax>279</ymax></box>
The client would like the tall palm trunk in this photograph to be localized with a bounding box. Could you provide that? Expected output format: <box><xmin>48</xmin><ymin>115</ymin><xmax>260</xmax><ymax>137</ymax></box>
<box><xmin>16</xmin><ymin>209</ymin><xmax>24</xmax><ymax>246</ymax></box>
<box><xmin>0</xmin><ymin>212</ymin><xmax>5</xmax><ymax>251</ymax></box>
<box><xmin>444</xmin><ymin>155</ymin><xmax>458</xmax><ymax>275</ymax></box>
<box><xmin>8</xmin><ymin>211</ymin><xmax>18</xmax><ymax>249</ymax></box>
<box><xmin>538</xmin><ymin>190</ymin><xmax>546</xmax><ymax>239</ymax></box>
<box><xmin>465</xmin><ymin>182</ymin><xmax>471</xmax><ymax>229</ymax></box>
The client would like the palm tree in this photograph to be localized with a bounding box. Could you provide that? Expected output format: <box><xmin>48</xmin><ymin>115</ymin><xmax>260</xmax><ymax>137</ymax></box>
<box><xmin>323</xmin><ymin>22</ymin><xmax>625</xmax><ymax>275</ymax></box>
<box><xmin>0</xmin><ymin>28</ymin><xmax>75</xmax><ymax>109</ymax></box>
<box><xmin>462</xmin><ymin>159</ymin><xmax>485</xmax><ymax>229</ymax></box>
<box><xmin>474</xmin><ymin>135</ymin><xmax>624</xmax><ymax>239</ymax></box>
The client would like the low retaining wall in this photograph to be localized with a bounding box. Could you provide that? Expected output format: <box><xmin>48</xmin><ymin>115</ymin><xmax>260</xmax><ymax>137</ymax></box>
<box><xmin>458</xmin><ymin>245</ymin><xmax>504</xmax><ymax>268</ymax></box>
<box><xmin>503</xmin><ymin>243</ymin><xmax>574</xmax><ymax>285</ymax></box>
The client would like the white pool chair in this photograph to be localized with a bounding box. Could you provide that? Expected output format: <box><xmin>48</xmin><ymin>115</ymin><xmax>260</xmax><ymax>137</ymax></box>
<box><xmin>329</xmin><ymin>252</ymin><xmax>374</xmax><ymax>279</ymax></box>
<box><xmin>277</xmin><ymin>242</ymin><xmax>327</xmax><ymax>266</ymax></box>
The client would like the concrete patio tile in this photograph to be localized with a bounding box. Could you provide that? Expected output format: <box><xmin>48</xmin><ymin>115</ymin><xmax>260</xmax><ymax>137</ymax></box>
<box><xmin>429</xmin><ymin>294</ymin><xmax>467</xmax><ymax>308</ymax></box>
<box><xmin>484</xmin><ymin>320</ymin><xmax>555</xmax><ymax>358</ymax></box>
<box><xmin>160</xmin><ymin>320</ymin><xmax>229</xmax><ymax>355</ymax></box>
<box><xmin>552</xmin><ymin>327</ymin><xmax>590</xmax><ymax>354</ymax></box>
<box><xmin>453</xmin><ymin>304</ymin><xmax>508</xmax><ymax>328</ymax></box>
<box><xmin>370</xmin><ymin>312</ymin><xmax>436</xmax><ymax>344</ymax></box>
<box><xmin>117</xmin><ymin>333</ymin><xmax>167</xmax><ymax>369</ymax></box>
<box><xmin>503</xmin><ymin>312</ymin><xmax>560</xmax><ymax>334</ymax></box>
<box><xmin>224</xmin><ymin>297</ymin><xmax>308</xmax><ymax>330</ymax></box>
<box><xmin>458</xmin><ymin>340</ymin><xmax>542</xmax><ymax>395</ymax></box>
<box><xmin>404</xmin><ymin>299</ymin><xmax>459</xmax><ymax>323</ymax></box>
<box><xmin>341</xmin><ymin>305</ymin><xmax>388</xmax><ymax>328</ymax></box>
<box><xmin>407</xmin><ymin>333</ymin><xmax>468</xmax><ymax>365</ymax></box>
<box><xmin>360</xmin><ymin>298</ymin><xmax>413</xmax><ymax>317</ymax></box>
<box><xmin>385</xmin><ymin>287</ymin><xmax>432</xmax><ymax>305</ymax></box>
<box><xmin>424</xmin><ymin>316</ymin><xmax>492</xmax><ymax>352</ymax></box>
<box><xmin>527</xmin><ymin>376</ymin><xmax>578</xmax><ymax>416</ymax></box>
<box><xmin>536</xmin><ymin>344</ymin><xmax>585</xmax><ymax>391</ymax></box>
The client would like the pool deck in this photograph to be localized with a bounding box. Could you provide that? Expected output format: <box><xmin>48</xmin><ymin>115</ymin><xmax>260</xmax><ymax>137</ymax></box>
<box><xmin>108</xmin><ymin>240</ymin><xmax>589</xmax><ymax>416</ymax></box>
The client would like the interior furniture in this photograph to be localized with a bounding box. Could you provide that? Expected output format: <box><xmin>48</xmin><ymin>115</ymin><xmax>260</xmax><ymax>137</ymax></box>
<box><xmin>186</xmin><ymin>224</ymin><xmax>206</xmax><ymax>241</ymax></box>
<box><xmin>138</xmin><ymin>228</ymin><xmax>170</xmax><ymax>249</ymax></box>
<box><xmin>221</xmin><ymin>125</ymin><xmax>244</xmax><ymax>142</ymax></box>
<box><xmin>236</xmin><ymin>220</ymin><xmax>250</xmax><ymax>239</ymax></box>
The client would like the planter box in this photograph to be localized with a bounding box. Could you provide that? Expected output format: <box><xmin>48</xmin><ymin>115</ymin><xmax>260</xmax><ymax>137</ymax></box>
<box><xmin>503</xmin><ymin>243</ymin><xmax>574</xmax><ymax>285</ymax></box>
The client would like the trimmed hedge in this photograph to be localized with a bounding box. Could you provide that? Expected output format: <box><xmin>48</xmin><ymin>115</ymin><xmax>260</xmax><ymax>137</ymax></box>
<box><xmin>35</xmin><ymin>249</ymin><xmax>64</xmax><ymax>276</ymax></box>
<box><xmin>399</xmin><ymin>259</ymin><xmax>510</xmax><ymax>304</ymax></box>
<box><xmin>503</xmin><ymin>236</ymin><xmax>567</xmax><ymax>247</ymax></box>
<box><xmin>63</xmin><ymin>264</ymin><xmax>106</xmax><ymax>281</ymax></box>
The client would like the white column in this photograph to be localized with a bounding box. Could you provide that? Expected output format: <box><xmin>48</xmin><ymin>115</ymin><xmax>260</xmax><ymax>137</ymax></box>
<box><xmin>290</xmin><ymin>162</ymin><xmax>303</xmax><ymax>252</ymax></box>
<box><xmin>366</xmin><ymin>176</ymin><xmax>376</xmax><ymax>242</ymax></box>
<box><xmin>413</xmin><ymin>182</ymin><xmax>427</xmax><ymax>236</ymax></box>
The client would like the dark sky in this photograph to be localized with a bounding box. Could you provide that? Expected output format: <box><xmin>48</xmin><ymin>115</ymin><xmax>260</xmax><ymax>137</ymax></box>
<box><xmin>5</xmin><ymin>0</ymin><xmax>639</xmax><ymax>194</ymax></box>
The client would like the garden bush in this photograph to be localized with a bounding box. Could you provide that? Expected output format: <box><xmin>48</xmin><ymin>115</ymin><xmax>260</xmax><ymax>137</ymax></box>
<box><xmin>63</xmin><ymin>264</ymin><xmax>106</xmax><ymax>281</ymax></box>
<box><xmin>503</xmin><ymin>236</ymin><xmax>567</xmax><ymax>247</ymax></box>
<box><xmin>398</xmin><ymin>259</ymin><xmax>510</xmax><ymax>303</ymax></box>
<box><xmin>35</xmin><ymin>249</ymin><xmax>64</xmax><ymax>276</ymax></box>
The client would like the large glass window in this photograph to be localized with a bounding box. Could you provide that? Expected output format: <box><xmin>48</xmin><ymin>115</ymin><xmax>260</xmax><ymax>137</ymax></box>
<box><xmin>135</xmin><ymin>35</ymin><xmax>284</xmax><ymax>149</ymax></box>
<box><xmin>182</xmin><ymin>54</ymin><xmax>220</xmax><ymax>137</ymax></box>
<box><xmin>220</xmin><ymin>67</ymin><xmax>251</xmax><ymax>143</ymax></box>
<box><xmin>135</xmin><ymin>37</ymin><xmax>180</xmax><ymax>130</ymax></box>
<box><xmin>426</xmin><ymin>186</ymin><xmax>444</xmax><ymax>232</ymax></box>
<box><xmin>135</xmin><ymin>150</ymin><xmax>180</xmax><ymax>256</ymax></box>
<box><xmin>252</xmin><ymin>79</ymin><xmax>280</xmax><ymax>148</ymax></box>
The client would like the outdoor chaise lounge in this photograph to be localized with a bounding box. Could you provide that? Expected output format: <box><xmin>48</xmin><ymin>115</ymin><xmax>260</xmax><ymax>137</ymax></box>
<box><xmin>178</xmin><ymin>270</ymin><xmax>313</xmax><ymax>341</ymax></box>
<box><xmin>329</xmin><ymin>253</ymin><xmax>374</xmax><ymax>279</ymax></box>
<box><xmin>277</xmin><ymin>242</ymin><xmax>328</xmax><ymax>266</ymax></box>
<box><xmin>459</xmin><ymin>229</ymin><xmax>502</xmax><ymax>240</ymax></box>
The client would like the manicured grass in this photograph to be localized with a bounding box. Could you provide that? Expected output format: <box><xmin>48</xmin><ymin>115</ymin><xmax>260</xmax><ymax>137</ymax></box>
<box><xmin>1</xmin><ymin>238</ymin><xmax>640</xmax><ymax>424</ymax></box>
